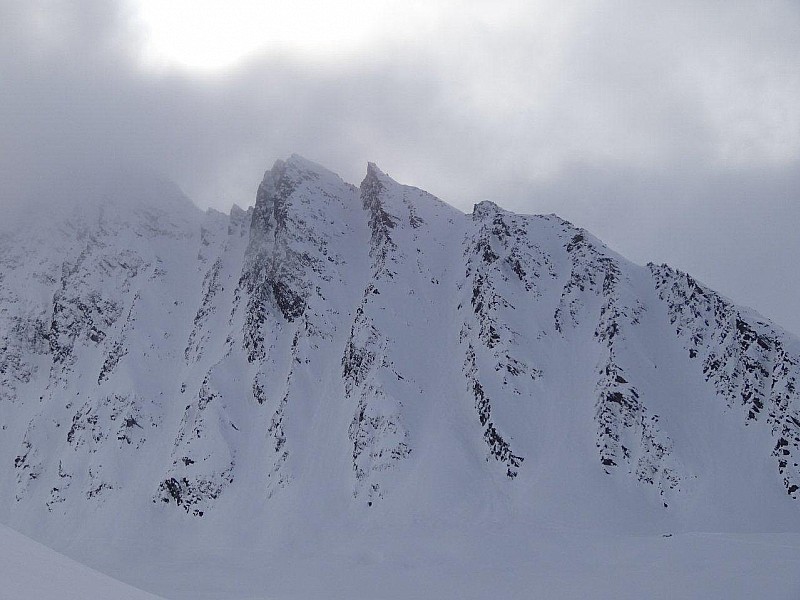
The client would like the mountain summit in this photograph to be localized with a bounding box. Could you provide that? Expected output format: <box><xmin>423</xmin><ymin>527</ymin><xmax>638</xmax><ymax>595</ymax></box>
<box><xmin>1</xmin><ymin>157</ymin><xmax>799</xmax><ymax>598</ymax></box>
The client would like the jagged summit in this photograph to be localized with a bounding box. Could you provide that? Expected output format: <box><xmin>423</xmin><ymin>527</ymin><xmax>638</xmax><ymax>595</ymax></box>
<box><xmin>228</xmin><ymin>202</ymin><xmax>247</xmax><ymax>218</ymax></box>
<box><xmin>472</xmin><ymin>199</ymin><xmax>505</xmax><ymax>219</ymax></box>
<box><xmin>275</xmin><ymin>154</ymin><xmax>352</xmax><ymax>187</ymax></box>
<box><xmin>362</xmin><ymin>161</ymin><xmax>402</xmax><ymax>190</ymax></box>
<box><xmin>286</xmin><ymin>152</ymin><xmax>333</xmax><ymax>173</ymax></box>
<box><xmin>365</xmin><ymin>160</ymin><xmax>386</xmax><ymax>177</ymax></box>
<box><xmin>1</xmin><ymin>156</ymin><xmax>799</xmax><ymax>597</ymax></box>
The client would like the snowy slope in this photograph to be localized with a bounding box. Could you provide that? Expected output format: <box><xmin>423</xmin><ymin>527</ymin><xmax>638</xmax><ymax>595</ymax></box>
<box><xmin>1</xmin><ymin>155</ymin><xmax>799</xmax><ymax>598</ymax></box>
<box><xmin>0</xmin><ymin>522</ymin><xmax>163</xmax><ymax>599</ymax></box>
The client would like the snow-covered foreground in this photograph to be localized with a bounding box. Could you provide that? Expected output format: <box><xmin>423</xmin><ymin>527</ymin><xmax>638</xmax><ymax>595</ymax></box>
<box><xmin>70</xmin><ymin>523</ymin><xmax>800</xmax><ymax>600</ymax></box>
<box><xmin>6</xmin><ymin>521</ymin><xmax>800</xmax><ymax>599</ymax></box>
<box><xmin>0</xmin><ymin>522</ymin><xmax>162</xmax><ymax>599</ymax></box>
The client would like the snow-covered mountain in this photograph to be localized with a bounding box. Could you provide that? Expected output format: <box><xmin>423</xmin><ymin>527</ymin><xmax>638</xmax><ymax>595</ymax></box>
<box><xmin>1</xmin><ymin>155</ymin><xmax>799</xmax><ymax>598</ymax></box>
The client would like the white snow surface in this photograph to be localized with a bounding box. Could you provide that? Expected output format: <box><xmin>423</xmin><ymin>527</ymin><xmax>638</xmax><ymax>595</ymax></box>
<box><xmin>0</xmin><ymin>521</ymin><xmax>163</xmax><ymax>599</ymax></box>
<box><xmin>1</xmin><ymin>154</ymin><xmax>800</xmax><ymax>598</ymax></box>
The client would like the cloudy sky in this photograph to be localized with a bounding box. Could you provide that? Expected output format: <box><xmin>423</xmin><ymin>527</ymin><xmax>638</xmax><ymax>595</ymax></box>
<box><xmin>1</xmin><ymin>1</ymin><xmax>799</xmax><ymax>334</ymax></box>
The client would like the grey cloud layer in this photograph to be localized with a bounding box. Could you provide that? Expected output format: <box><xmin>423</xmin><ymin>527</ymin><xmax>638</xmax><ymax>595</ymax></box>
<box><xmin>1</xmin><ymin>0</ymin><xmax>799</xmax><ymax>333</ymax></box>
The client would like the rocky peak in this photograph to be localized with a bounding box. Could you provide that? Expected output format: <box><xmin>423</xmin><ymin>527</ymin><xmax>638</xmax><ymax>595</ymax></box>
<box><xmin>360</xmin><ymin>163</ymin><xmax>403</xmax><ymax>261</ymax></box>
<box><xmin>472</xmin><ymin>200</ymin><xmax>503</xmax><ymax>220</ymax></box>
<box><xmin>251</xmin><ymin>160</ymin><xmax>292</xmax><ymax>235</ymax></box>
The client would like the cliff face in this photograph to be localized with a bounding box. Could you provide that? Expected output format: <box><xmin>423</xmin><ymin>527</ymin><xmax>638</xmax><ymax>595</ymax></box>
<box><xmin>1</xmin><ymin>155</ymin><xmax>799</xmax><ymax>548</ymax></box>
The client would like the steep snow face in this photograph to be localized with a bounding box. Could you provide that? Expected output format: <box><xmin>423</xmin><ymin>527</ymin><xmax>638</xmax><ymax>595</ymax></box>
<box><xmin>0</xmin><ymin>177</ymin><xmax>204</xmax><ymax>531</ymax></box>
<box><xmin>343</xmin><ymin>163</ymin><xmax>464</xmax><ymax>505</ymax></box>
<box><xmin>650</xmin><ymin>264</ymin><xmax>800</xmax><ymax>500</ymax></box>
<box><xmin>1</xmin><ymin>156</ymin><xmax>800</xmax><ymax>586</ymax></box>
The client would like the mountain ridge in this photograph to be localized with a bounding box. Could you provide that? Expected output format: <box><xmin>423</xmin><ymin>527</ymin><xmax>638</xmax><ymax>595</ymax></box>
<box><xmin>1</xmin><ymin>156</ymin><xmax>799</xmax><ymax>597</ymax></box>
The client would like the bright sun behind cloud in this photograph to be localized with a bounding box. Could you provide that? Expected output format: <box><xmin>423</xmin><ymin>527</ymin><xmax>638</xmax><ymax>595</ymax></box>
<box><xmin>132</xmin><ymin>0</ymin><xmax>444</xmax><ymax>71</ymax></box>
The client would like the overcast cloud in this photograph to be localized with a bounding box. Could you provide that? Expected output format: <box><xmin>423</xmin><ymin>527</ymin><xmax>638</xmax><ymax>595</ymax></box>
<box><xmin>1</xmin><ymin>1</ymin><xmax>799</xmax><ymax>334</ymax></box>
